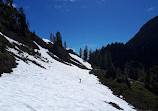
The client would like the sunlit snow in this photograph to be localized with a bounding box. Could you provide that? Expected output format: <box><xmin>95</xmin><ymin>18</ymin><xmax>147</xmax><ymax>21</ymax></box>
<box><xmin>0</xmin><ymin>35</ymin><xmax>136</xmax><ymax>111</ymax></box>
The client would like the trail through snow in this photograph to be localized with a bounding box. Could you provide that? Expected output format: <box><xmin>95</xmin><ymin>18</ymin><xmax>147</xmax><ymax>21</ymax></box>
<box><xmin>0</xmin><ymin>35</ymin><xmax>136</xmax><ymax>111</ymax></box>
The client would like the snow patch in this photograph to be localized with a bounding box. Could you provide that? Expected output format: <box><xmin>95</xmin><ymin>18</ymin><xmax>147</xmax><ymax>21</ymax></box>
<box><xmin>0</xmin><ymin>32</ymin><xmax>26</xmax><ymax>46</ymax></box>
<box><xmin>42</xmin><ymin>38</ymin><xmax>53</xmax><ymax>44</ymax></box>
<box><xmin>66</xmin><ymin>48</ymin><xmax>75</xmax><ymax>52</ymax></box>
<box><xmin>69</xmin><ymin>53</ymin><xmax>92</xmax><ymax>69</ymax></box>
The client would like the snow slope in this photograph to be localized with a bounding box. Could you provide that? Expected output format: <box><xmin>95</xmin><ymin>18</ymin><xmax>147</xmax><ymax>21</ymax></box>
<box><xmin>69</xmin><ymin>53</ymin><xmax>92</xmax><ymax>69</ymax></box>
<box><xmin>42</xmin><ymin>38</ymin><xmax>53</xmax><ymax>44</ymax></box>
<box><xmin>0</xmin><ymin>35</ymin><xmax>136</xmax><ymax>111</ymax></box>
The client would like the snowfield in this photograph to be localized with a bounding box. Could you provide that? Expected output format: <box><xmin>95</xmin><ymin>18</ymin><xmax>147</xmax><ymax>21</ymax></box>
<box><xmin>0</xmin><ymin>35</ymin><xmax>136</xmax><ymax>111</ymax></box>
<box><xmin>69</xmin><ymin>53</ymin><xmax>92</xmax><ymax>70</ymax></box>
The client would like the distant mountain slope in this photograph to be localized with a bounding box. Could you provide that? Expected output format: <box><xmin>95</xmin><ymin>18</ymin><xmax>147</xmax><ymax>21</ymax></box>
<box><xmin>90</xmin><ymin>16</ymin><xmax>158</xmax><ymax>69</ymax></box>
<box><xmin>88</xmin><ymin>16</ymin><xmax>158</xmax><ymax>110</ymax></box>
<box><xmin>126</xmin><ymin>16</ymin><xmax>158</xmax><ymax>67</ymax></box>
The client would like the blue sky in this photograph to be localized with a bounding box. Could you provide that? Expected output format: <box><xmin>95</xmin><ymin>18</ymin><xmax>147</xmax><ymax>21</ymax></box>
<box><xmin>12</xmin><ymin>0</ymin><xmax>158</xmax><ymax>53</ymax></box>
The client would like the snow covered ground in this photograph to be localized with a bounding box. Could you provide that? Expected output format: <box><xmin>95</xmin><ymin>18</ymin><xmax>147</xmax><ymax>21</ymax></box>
<box><xmin>69</xmin><ymin>53</ymin><xmax>92</xmax><ymax>69</ymax></box>
<box><xmin>42</xmin><ymin>38</ymin><xmax>53</xmax><ymax>44</ymax></box>
<box><xmin>0</xmin><ymin>35</ymin><xmax>136</xmax><ymax>111</ymax></box>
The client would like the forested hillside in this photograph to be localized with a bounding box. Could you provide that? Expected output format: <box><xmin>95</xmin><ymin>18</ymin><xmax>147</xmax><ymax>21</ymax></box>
<box><xmin>0</xmin><ymin>0</ymin><xmax>89</xmax><ymax>73</ymax></box>
<box><xmin>88</xmin><ymin>16</ymin><xmax>158</xmax><ymax>111</ymax></box>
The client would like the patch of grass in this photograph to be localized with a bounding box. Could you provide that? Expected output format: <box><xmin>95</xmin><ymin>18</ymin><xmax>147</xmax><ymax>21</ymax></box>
<box><xmin>0</xmin><ymin>35</ymin><xmax>16</xmax><ymax>76</ymax></box>
<box><xmin>90</xmin><ymin>69</ymin><xmax>158</xmax><ymax>111</ymax></box>
<box><xmin>0</xmin><ymin>51</ymin><xmax>16</xmax><ymax>75</ymax></box>
<box><xmin>123</xmin><ymin>83</ymin><xmax>158</xmax><ymax>111</ymax></box>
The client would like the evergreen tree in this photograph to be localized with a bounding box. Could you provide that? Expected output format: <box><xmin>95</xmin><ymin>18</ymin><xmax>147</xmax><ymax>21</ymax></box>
<box><xmin>55</xmin><ymin>31</ymin><xmax>62</xmax><ymax>47</ymax></box>
<box><xmin>64</xmin><ymin>41</ymin><xmax>67</xmax><ymax>49</ymax></box>
<box><xmin>145</xmin><ymin>66</ymin><xmax>158</xmax><ymax>94</ymax></box>
<box><xmin>52</xmin><ymin>35</ymin><xmax>56</xmax><ymax>43</ymax></box>
<box><xmin>32</xmin><ymin>31</ymin><xmax>36</xmax><ymax>37</ymax></box>
<box><xmin>83</xmin><ymin>45</ymin><xmax>88</xmax><ymax>61</ymax></box>
<box><xmin>88</xmin><ymin>49</ymin><xmax>92</xmax><ymax>63</ymax></box>
<box><xmin>116</xmin><ymin>67</ymin><xmax>122</xmax><ymax>77</ymax></box>
<box><xmin>17</xmin><ymin>7</ymin><xmax>28</xmax><ymax>36</ymax></box>
<box><xmin>124</xmin><ymin>62</ymin><xmax>138</xmax><ymax>80</ymax></box>
<box><xmin>1</xmin><ymin>0</ymin><xmax>17</xmax><ymax>32</ymax></box>
<box><xmin>104</xmin><ymin>51</ymin><xmax>116</xmax><ymax>79</ymax></box>
<box><xmin>105</xmin><ymin>51</ymin><xmax>112</xmax><ymax>69</ymax></box>
<box><xmin>50</xmin><ymin>33</ymin><xmax>53</xmax><ymax>42</ymax></box>
<box><xmin>79</xmin><ymin>48</ymin><xmax>82</xmax><ymax>58</ymax></box>
<box><xmin>137</xmin><ymin>67</ymin><xmax>146</xmax><ymax>82</ymax></box>
<box><xmin>26</xmin><ymin>19</ymin><xmax>29</xmax><ymax>29</ymax></box>
<box><xmin>50</xmin><ymin>32</ymin><xmax>63</xmax><ymax>46</ymax></box>
<box><xmin>94</xmin><ymin>49</ymin><xmax>100</xmax><ymax>66</ymax></box>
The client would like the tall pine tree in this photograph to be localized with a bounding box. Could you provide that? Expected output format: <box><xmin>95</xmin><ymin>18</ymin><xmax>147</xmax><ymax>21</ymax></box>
<box><xmin>64</xmin><ymin>41</ymin><xmax>67</xmax><ymax>49</ymax></box>
<box><xmin>83</xmin><ymin>45</ymin><xmax>88</xmax><ymax>61</ymax></box>
<box><xmin>79</xmin><ymin>48</ymin><xmax>82</xmax><ymax>58</ymax></box>
<box><xmin>52</xmin><ymin>35</ymin><xmax>56</xmax><ymax>43</ymax></box>
<box><xmin>50</xmin><ymin>33</ymin><xmax>53</xmax><ymax>42</ymax></box>
<box><xmin>104</xmin><ymin>51</ymin><xmax>116</xmax><ymax>78</ymax></box>
<box><xmin>88</xmin><ymin>49</ymin><xmax>92</xmax><ymax>63</ymax></box>
<box><xmin>55</xmin><ymin>31</ymin><xmax>62</xmax><ymax>47</ymax></box>
<box><xmin>17</xmin><ymin>7</ymin><xmax>28</xmax><ymax>36</ymax></box>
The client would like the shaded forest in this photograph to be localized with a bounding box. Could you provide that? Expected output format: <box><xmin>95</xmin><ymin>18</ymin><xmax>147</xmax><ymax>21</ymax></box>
<box><xmin>87</xmin><ymin>16</ymin><xmax>158</xmax><ymax>95</ymax></box>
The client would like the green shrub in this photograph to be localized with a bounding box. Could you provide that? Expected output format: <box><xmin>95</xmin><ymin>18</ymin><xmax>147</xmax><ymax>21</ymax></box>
<box><xmin>90</xmin><ymin>69</ymin><xmax>158</xmax><ymax>111</ymax></box>
<box><xmin>0</xmin><ymin>52</ymin><xmax>16</xmax><ymax>75</ymax></box>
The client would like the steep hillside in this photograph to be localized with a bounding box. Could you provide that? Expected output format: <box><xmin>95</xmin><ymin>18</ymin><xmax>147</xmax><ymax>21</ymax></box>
<box><xmin>126</xmin><ymin>16</ymin><xmax>158</xmax><ymax>67</ymax></box>
<box><xmin>0</xmin><ymin>32</ymin><xmax>136</xmax><ymax>111</ymax></box>
<box><xmin>0</xmin><ymin>33</ymin><xmax>16</xmax><ymax>75</ymax></box>
<box><xmin>90</xmin><ymin>16</ymin><xmax>158</xmax><ymax>69</ymax></box>
<box><xmin>88</xmin><ymin>16</ymin><xmax>158</xmax><ymax>111</ymax></box>
<box><xmin>0</xmin><ymin>2</ymin><xmax>90</xmax><ymax>70</ymax></box>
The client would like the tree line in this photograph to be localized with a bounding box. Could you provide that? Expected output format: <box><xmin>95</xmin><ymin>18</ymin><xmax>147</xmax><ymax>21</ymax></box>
<box><xmin>50</xmin><ymin>32</ymin><xmax>67</xmax><ymax>49</ymax></box>
<box><xmin>79</xmin><ymin>45</ymin><xmax>89</xmax><ymax>62</ymax></box>
<box><xmin>83</xmin><ymin>42</ymin><xmax>158</xmax><ymax>94</ymax></box>
<box><xmin>0</xmin><ymin>0</ymin><xmax>30</xmax><ymax>37</ymax></box>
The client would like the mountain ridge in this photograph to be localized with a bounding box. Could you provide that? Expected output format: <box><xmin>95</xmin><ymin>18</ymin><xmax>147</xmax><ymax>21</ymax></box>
<box><xmin>126</xmin><ymin>16</ymin><xmax>158</xmax><ymax>67</ymax></box>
